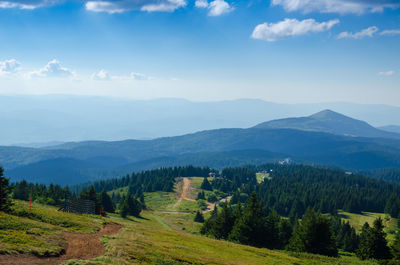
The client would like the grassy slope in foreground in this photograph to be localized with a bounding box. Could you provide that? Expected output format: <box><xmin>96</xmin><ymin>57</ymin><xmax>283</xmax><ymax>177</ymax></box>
<box><xmin>0</xmin><ymin>199</ymin><xmax>375</xmax><ymax>264</ymax></box>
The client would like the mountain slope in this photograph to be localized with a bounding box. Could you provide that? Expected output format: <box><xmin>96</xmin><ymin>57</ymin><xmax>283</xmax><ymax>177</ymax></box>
<box><xmin>3</xmin><ymin>126</ymin><xmax>400</xmax><ymax>184</ymax></box>
<box><xmin>254</xmin><ymin>109</ymin><xmax>400</xmax><ymax>139</ymax></box>
<box><xmin>380</xmin><ymin>125</ymin><xmax>400</xmax><ymax>134</ymax></box>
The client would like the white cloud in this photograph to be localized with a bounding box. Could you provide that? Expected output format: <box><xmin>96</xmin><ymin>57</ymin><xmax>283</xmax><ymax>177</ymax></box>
<box><xmin>86</xmin><ymin>0</ymin><xmax>186</xmax><ymax>13</ymax></box>
<box><xmin>85</xmin><ymin>1</ymin><xmax>125</xmax><ymax>13</ymax></box>
<box><xmin>337</xmin><ymin>26</ymin><xmax>378</xmax><ymax>39</ymax></box>
<box><xmin>379</xmin><ymin>70</ymin><xmax>395</xmax><ymax>76</ymax></box>
<box><xmin>0</xmin><ymin>59</ymin><xmax>21</xmax><ymax>75</ymax></box>
<box><xmin>271</xmin><ymin>0</ymin><xmax>399</xmax><ymax>14</ymax></box>
<box><xmin>380</xmin><ymin>29</ymin><xmax>400</xmax><ymax>36</ymax></box>
<box><xmin>195</xmin><ymin>0</ymin><xmax>233</xmax><ymax>16</ymax></box>
<box><xmin>28</xmin><ymin>59</ymin><xmax>75</xmax><ymax>78</ymax></box>
<box><xmin>251</xmin><ymin>18</ymin><xmax>339</xmax><ymax>42</ymax></box>
<box><xmin>130</xmin><ymin>72</ymin><xmax>152</xmax><ymax>80</ymax></box>
<box><xmin>195</xmin><ymin>0</ymin><xmax>208</xmax><ymax>8</ymax></box>
<box><xmin>91</xmin><ymin>69</ymin><xmax>111</xmax><ymax>80</ymax></box>
<box><xmin>0</xmin><ymin>0</ymin><xmax>60</xmax><ymax>9</ymax></box>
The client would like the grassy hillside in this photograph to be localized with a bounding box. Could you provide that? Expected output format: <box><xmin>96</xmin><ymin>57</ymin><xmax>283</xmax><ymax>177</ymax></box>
<box><xmin>0</xmin><ymin>199</ymin><xmax>377</xmax><ymax>265</ymax></box>
<box><xmin>339</xmin><ymin>210</ymin><xmax>398</xmax><ymax>242</ymax></box>
<box><xmin>0</xmin><ymin>200</ymin><xmax>104</xmax><ymax>256</ymax></box>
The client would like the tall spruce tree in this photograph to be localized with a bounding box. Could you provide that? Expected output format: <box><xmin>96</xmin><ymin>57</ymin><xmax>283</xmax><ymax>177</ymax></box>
<box><xmin>200</xmin><ymin>177</ymin><xmax>213</xmax><ymax>191</ymax></box>
<box><xmin>356</xmin><ymin>218</ymin><xmax>392</xmax><ymax>260</ymax></box>
<box><xmin>100</xmin><ymin>190</ymin><xmax>115</xmax><ymax>213</ymax></box>
<box><xmin>212</xmin><ymin>202</ymin><xmax>235</xmax><ymax>239</ymax></box>
<box><xmin>287</xmin><ymin>208</ymin><xmax>338</xmax><ymax>257</ymax></box>
<box><xmin>228</xmin><ymin>193</ymin><xmax>266</xmax><ymax>247</ymax></box>
<box><xmin>391</xmin><ymin>232</ymin><xmax>400</xmax><ymax>261</ymax></box>
<box><xmin>0</xmin><ymin>167</ymin><xmax>12</xmax><ymax>212</ymax></box>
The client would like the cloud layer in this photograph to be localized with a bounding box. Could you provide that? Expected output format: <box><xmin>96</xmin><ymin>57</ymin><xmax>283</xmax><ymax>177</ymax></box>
<box><xmin>271</xmin><ymin>0</ymin><xmax>400</xmax><ymax>14</ymax></box>
<box><xmin>29</xmin><ymin>59</ymin><xmax>74</xmax><ymax>78</ymax></box>
<box><xmin>0</xmin><ymin>0</ymin><xmax>60</xmax><ymax>9</ymax></box>
<box><xmin>379</xmin><ymin>70</ymin><xmax>395</xmax><ymax>76</ymax></box>
<box><xmin>252</xmin><ymin>18</ymin><xmax>339</xmax><ymax>42</ymax></box>
<box><xmin>85</xmin><ymin>0</ymin><xmax>187</xmax><ymax>13</ymax></box>
<box><xmin>338</xmin><ymin>26</ymin><xmax>378</xmax><ymax>39</ymax></box>
<box><xmin>0</xmin><ymin>59</ymin><xmax>21</xmax><ymax>75</ymax></box>
<box><xmin>195</xmin><ymin>0</ymin><xmax>233</xmax><ymax>16</ymax></box>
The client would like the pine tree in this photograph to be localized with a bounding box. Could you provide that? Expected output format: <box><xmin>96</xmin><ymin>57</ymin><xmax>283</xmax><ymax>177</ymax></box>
<box><xmin>356</xmin><ymin>218</ymin><xmax>392</xmax><ymax>260</ymax></box>
<box><xmin>228</xmin><ymin>193</ymin><xmax>266</xmax><ymax>247</ymax></box>
<box><xmin>0</xmin><ymin>167</ymin><xmax>12</xmax><ymax>212</ymax></box>
<box><xmin>196</xmin><ymin>191</ymin><xmax>205</xmax><ymax>200</ymax></box>
<box><xmin>391</xmin><ymin>232</ymin><xmax>400</xmax><ymax>261</ymax></box>
<box><xmin>194</xmin><ymin>211</ymin><xmax>205</xmax><ymax>223</ymax></box>
<box><xmin>100</xmin><ymin>190</ymin><xmax>115</xmax><ymax>213</ymax></box>
<box><xmin>119</xmin><ymin>198</ymin><xmax>129</xmax><ymax>218</ymax></box>
<box><xmin>212</xmin><ymin>202</ymin><xmax>235</xmax><ymax>239</ymax></box>
<box><xmin>278</xmin><ymin>218</ymin><xmax>293</xmax><ymax>249</ymax></box>
<box><xmin>287</xmin><ymin>208</ymin><xmax>338</xmax><ymax>257</ymax></box>
<box><xmin>264</xmin><ymin>210</ymin><xmax>280</xmax><ymax>249</ymax></box>
<box><xmin>200</xmin><ymin>177</ymin><xmax>213</xmax><ymax>191</ymax></box>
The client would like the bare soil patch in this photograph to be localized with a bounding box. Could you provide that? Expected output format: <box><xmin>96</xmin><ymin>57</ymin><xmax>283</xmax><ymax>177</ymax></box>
<box><xmin>0</xmin><ymin>223</ymin><xmax>122</xmax><ymax>265</ymax></box>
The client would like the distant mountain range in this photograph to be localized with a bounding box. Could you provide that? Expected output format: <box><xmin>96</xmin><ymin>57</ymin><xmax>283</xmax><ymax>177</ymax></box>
<box><xmin>2</xmin><ymin>110</ymin><xmax>400</xmax><ymax>185</ymax></box>
<box><xmin>1</xmin><ymin>95</ymin><xmax>400</xmax><ymax>146</ymax></box>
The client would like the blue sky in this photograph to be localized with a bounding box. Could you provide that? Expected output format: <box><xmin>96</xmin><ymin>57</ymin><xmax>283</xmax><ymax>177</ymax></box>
<box><xmin>0</xmin><ymin>0</ymin><xmax>399</xmax><ymax>105</ymax></box>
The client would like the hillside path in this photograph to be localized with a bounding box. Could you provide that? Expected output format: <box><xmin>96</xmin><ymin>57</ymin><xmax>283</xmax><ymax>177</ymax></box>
<box><xmin>0</xmin><ymin>223</ymin><xmax>122</xmax><ymax>265</ymax></box>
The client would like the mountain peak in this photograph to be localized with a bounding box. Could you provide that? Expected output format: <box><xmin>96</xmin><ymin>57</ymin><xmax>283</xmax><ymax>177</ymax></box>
<box><xmin>309</xmin><ymin>109</ymin><xmax>349</xmax><ymax>120</ymax></box>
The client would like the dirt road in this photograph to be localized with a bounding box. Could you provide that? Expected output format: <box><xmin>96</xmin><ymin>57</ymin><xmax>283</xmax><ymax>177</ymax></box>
<box><xmin>0</xmin><ymin>223</ymin><xmax>122</xmax><ymax>265</ymax></box>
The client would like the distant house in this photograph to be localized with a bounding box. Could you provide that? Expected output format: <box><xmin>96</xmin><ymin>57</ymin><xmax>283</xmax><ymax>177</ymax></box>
<box><xmin>208</xmin><ymin>172</ymin><xmax>216</xmax><ymax>178</ymax></box>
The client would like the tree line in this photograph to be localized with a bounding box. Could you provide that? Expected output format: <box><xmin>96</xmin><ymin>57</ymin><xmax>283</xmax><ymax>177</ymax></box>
<box><xmin>202</xmin><ymin>192</ymin><xmax>400</xmax><ymax>262</ymax></box>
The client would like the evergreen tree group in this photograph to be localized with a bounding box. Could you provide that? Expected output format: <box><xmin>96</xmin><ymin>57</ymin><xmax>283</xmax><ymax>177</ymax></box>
<box><xmin>356</xmin><ymin>218</ymin><xmax>392</xmax><ymax>260</ymax></box>
<box><xmin>119</xmin><ymin>193</ymin><xmax>142</xmax><ymax>218</ymax></box>
<box><xmin>202</xmin><ymin>193</ymin><xmax>294</xmax><ymax>250</ymax></box>
<box><xmin>287</xmin><ymin>208</ymin><xmax>338</xmax><ymax>257</ymax></box>
<box><xmin>0</xmin><ymin>167</ymin><xmax>12</xmax><ymax>212</ymax></box>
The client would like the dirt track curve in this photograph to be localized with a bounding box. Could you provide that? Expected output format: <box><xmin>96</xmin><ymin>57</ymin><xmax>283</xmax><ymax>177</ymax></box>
<box><xmin>0</xmin><ymin>223</ymin><xmax>122</xmax><ymax>265</ymax></box>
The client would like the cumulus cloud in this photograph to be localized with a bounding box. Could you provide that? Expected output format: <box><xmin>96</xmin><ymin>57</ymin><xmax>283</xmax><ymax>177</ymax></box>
<box><xmin>0</xmin><ymin>59</ymin><xmax>21</xmax><ymax>75</ymax></box>
<box><xmin>195</xmin><ymin>0</ymin><xmax>233</xmax><ymax>16</ymax></box>
<box><xmin>0</xmin><ymin>0</ymin><xmax>60</xmax><ymax>9</ymax></box>
<box><xmin>28</xmin><ymin>59</ymin><xmax>75</xmax><ymax>78</ymax></box>
<box><xmin>86</xmin><ymin>0</ymin><xmax>186</xmax><ymax>13</ymax></box>
<box><xmin>337</xmin><ymin>26</ymin><xmax>378</xmax><ymax>39</ymax></box>
<box><xmin>271</xmin><ymin>0</ymin><xmax>399</xmax><ymax>14</ymax></box>
<box><xmin>251</xmin><ymin>18</ymin><xmax>339</xmax><ymax>42</ymax></box>
<box><xmin>130</xmin><ymin>72</ymin><xmax>152</xmax><ymax>80</ymax></box>
<box><xmin>379</xmin><ymin>70</ymin><xmax>395</xmax><ymax>76</ymax></box>
<box><xmin>380</xmin><ymin>29</ymin><xmax>400</xmax><ymax>36</ymax></box>
<box><xmin>195</xmin><ymin>0</ymin><xmax>208</xmax><ymax>8</ymax></box>
<box><xmin>91</xmin><ymin>69</ymin><xmax>110</xmax><ymax>80</ymax></box>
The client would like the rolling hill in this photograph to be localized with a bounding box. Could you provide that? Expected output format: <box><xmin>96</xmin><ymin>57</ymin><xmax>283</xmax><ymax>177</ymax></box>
<box><xmin>2</xmin><ymin>110</ymin><xmax>400</xmax><ymax>185</ymax></box>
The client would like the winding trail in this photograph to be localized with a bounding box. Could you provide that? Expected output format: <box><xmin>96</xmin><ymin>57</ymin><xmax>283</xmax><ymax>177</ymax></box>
<box><xmin>0</xmin><ymin>223</ymin><xmax>122</xmax><ymax>265</ymax></box>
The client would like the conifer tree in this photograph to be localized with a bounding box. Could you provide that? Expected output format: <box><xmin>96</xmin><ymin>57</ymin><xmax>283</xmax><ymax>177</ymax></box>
<box><xmin>278</xmin><ymin>218</ymin><xmax>293</xmax><ymax>249</ymax></box>
<box><xmin>391</xmin><ymin>232</ymin><xmax>400</xmax><ymax>261</ymax></box>
<box><xmin>228</xmin><ymin>193</ymin><xmax>266</xmax><ymax>247</ymax></box>
<box><xmin>194</xmin><ymin>211</ymin><xmax>204</xmax><ymax>223</ymax></box>
<box><xmin>0</xmin><ymin>167</ymin><xmax>12</xmax><ymax>212</ymax></box>
<box><xmin>287</xmin><ymin>208</ymin><xmax>338</xmax><ymax>257</ymax></box>
<box><xmin>100</xmin><ymin>190</ymin><xmax>115</xmax><ymax>213</ymax></box>
<box><xmin>357</xmin><ymin>218</ymin><xmax>392</xmax><ymax>260</ymax></box>
<box><xmin>200</xmin><ymin>177</ymin><xmax>213</xmax><ymax>191</ymax></box>
<box><xmin>213</xmin><ymin>202</ymin><xmax>235</xmax><ymax>239</ymax></box>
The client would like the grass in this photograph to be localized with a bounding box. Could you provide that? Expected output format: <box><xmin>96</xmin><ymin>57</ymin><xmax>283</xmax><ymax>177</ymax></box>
<box><xmin>89</xmin><ymin>211</ymin><xmax>376</xmax><ymax>265</ymax></box>
<box><xmin>0</xmin><ymin>199</ymin><xmax>379</xmax><ymax>264</ymax></box>
<box><xmin>256</xmin><ymin>172</ymin><xmax>271</xmax><ymax>183</ymax></box>
<box><xmin>338</xmin><ymin>210</ymin><xmax>398</xmax><ymax>242</ymax></box>
<box><xmin>0</xmin><ymin>200</ymin><xmax>105</xmax><ymax>256</ymax></box>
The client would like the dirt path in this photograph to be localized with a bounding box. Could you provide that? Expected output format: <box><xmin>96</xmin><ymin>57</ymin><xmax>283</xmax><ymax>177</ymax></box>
<box><xmin>181</xmin><ymin>177</ymin><xmax>196</xmax><ymax>202</ymax></box>
<box><xmin>0</xmin><ymin>223</ymin><xmax>122</xmax><ymax>265</ymax></box>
